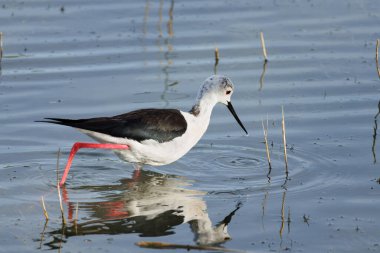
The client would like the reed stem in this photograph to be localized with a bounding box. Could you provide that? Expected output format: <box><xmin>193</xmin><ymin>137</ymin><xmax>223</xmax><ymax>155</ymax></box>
<box><xmin>41</xmin><ymin>196</ymin><xmax>49</xmax><ymax>220</ymax></box>
<box><xmin>57</xmin><ymin>184</ymin><xmax>66</xmax><ymax>225</ymax></box>
<box><xmin>56</xmin><ymin>149</ymin><xmax>66</xmax><ymax>225</ymax></box>
<box><xmin>260</xmin><ymin>32</ymin><xmax>268</xmax><ymax>62</ymax></box>
<box><xmin>215</xmin><ymin>47</ymin><xmax>219</xmax><ymax>65</ymax></box>
<box><xmin>75</xmin><ymin>202</ymin><xmax>79</xmax><ymax>221</ymax></box>
<box><xmin>56</xmin><ymin>148</ymin><xmax>60</xmax><ymax>183</ymax></box>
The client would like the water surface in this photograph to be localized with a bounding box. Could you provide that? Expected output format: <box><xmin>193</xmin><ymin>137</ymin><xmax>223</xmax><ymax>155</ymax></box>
<box><xmin>0</xmin><ymin>0</ymin><xmax>380</xmax><ymax>252</ymax></box>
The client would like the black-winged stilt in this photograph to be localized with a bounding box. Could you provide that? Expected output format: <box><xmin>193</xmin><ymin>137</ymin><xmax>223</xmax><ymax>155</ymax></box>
<box><xmin>39</xmin><ymin>75</ymin><xmax>248</xmax><ymax>186</ymax></box>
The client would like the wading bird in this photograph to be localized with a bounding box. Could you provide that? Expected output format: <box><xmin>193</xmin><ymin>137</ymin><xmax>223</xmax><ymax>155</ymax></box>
<box><xmin>39</xmin><ymin>75</ymin><xmax>248</xmax><ymax>186</ymax></box>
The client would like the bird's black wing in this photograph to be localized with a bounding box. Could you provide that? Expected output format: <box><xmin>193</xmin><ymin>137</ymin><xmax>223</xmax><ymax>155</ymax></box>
<box><xmin>39</xmin><ymin>109</ymin><xmax>187</xmax><ymax>143</ymax></box>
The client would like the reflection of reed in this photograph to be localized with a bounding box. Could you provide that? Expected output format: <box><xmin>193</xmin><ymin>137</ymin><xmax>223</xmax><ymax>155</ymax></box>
<box><xmin>279</xmin><ymin>190</ymin><xmax>292</xmax><ymax>252</ymax></box>
<box><xmin>167</xmin><ymin>0</ymin><xmax>174</xmax><ymax>37</ymax></box>
<box><xmin>376</xmin><ymin>39</ymin><xmax>380</xmax><ymax>79</ymax></box>
<box><xmin>258</xmin><ymin>60</ymin><xmax>268</xmax><ymax>91</ymax></box>
<box><xmin>303</xmin><ymin>214</ymin><xmax>310</xmax><ymax>226</ymax></box>
<box><xmin>0</xmin><ymin>32</ymin><xmax>2</xmax><ymax>58</ymax></box>
<box><xmin>142</xmin><ymin>0</ymin><xmax>177</xmax><ymax>104</ymax></box>
<box><xmin>157</xmin><ymin>0</ymin><xmax>164</xmax><ymax>38</ymax></box>
<box><xmin>157</xmin><ymin>0</ymin><xmax>177</xmax><ymax>105</ymax></box>
<box><xmin>214</xmin><ymin>47</ymin><xmax>219</xmax><ymax>74</ymax></box>
<box><xmin>0</xmin><ymin>32</ymin><xmax>3</xmax><ymax>72</ymax></box>
<box><xmin>279</xmin><ymin>191</ymin><xmax>286</xmax><ymax>237</ymax></box>
<box><xmin>261</xmin><ymin>191</ymin><xmax>268</xmax><ymax>230</ymax></box>
<box><xmin>141</xmin><ymin>0</ymin><xmax>151</xmax><ymax>61</ymax></box>
<box><xmin>143</xmin><ymin>0</ymin><xmax>150</xmax><ymax>36</ymax></box>
<box><xmin>372</xmin><ymin>101</ymin><xmax>380</xmax><ymax>163</ymax></box>
<box><xmin>287</xmin><ymin>207</ymin><xmax>291</xmax><ymax>234</ymax></box>
<box><xmin>38</xmin><ymin>220</ymin><xmax>48</xmax><ymax>249</ymax></box>
<box><xmin>373</xmin><ymin>118</ymin><xmax>377</xmax><ymax>164</ymax></box>
<box><xmin>279</xmin><ymin>190</ymin><xmax>292</xmax><ymax>236</ymax></box>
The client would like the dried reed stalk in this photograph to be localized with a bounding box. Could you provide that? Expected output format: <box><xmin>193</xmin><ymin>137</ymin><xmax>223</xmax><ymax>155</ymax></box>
<box><xmin>75</xmin><ymin>202</ymin><xmax>79</xmax><ymax>221</ymax></box>
<box><xmin>214</xmin><ymin>47</ymin><xmax>219</xmax><ymax>65</ymax></box>
<box><xmin>57</xmin><ymin>184</ymin><xmax>66</xmax><ymax>225</ymax></box>
<box><xmin>281</xmin><ymin>106</ymin><xmax>289</xmax><ymax>176</ymax></box>
<box><xmin>136</xmin><ymin>241</ymin><xmax>241</xmax><ymax>252</ymax></box>
<box><xmin>260</xmin><ymin>32</ymin><xmax>268</xmax><ymax>62</ymax></box>
<box><xmin>56</xmin><ymin>149</ymin><xmax>66</xmax><ymax>225</ymax></box>
<box><xmin>56</xmin><ymin>148</ymin><xmax>60</xmax><ymax>183</ymax></box>
<box><xmin>262</xmin><ymin>119</ymin><xmax>271</xmax><ymax>169</ymax></box>
<box><xmin>376</xmin><ymin>39</ymin><xmax>380</xmax><ymax>79</ymax></box>
<box><xmin>41</xmin><ymin>196</ymin><xmax>49</xmax><ymax>220</ymax></box>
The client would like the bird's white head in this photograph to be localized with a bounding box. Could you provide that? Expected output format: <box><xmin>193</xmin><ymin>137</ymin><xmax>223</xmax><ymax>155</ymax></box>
<box><xmin>197</xmin><ymin>75</ymin><xmax>234</xmax><ymax>105</ymax></box>
<box><xmin>195</xmin><ymin>75</ymin><xmax>248</xmax><ymax>135</ymax></box>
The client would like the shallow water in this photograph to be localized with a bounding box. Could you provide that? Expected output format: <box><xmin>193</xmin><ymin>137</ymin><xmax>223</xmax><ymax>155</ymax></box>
<box><xmin>1</xmin><ymin>0</ymin><xmax>380</xmax><ymax>252</ymax></box>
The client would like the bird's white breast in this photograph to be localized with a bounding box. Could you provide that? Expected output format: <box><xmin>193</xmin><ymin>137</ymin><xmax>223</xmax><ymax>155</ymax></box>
<box><xmin>126</xmin><ymin>111</ymin><xmax>210</xmax><ymax>165</ymax></box>
<box><xmin>79</xmin><ymin>111</ymin><xmax>210</xmax><ymax>166</ymax></box>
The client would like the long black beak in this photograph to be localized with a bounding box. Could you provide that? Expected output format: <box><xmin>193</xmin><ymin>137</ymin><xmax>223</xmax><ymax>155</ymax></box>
<box><xmin>227</xmin><ymin>101</ymin><xmax>248</xmax><ymax>135</ymax></box>
<box><xmin>217</xmin><ymin>202</ymin><xmax>242</xmax><ymax>227</ymax></box>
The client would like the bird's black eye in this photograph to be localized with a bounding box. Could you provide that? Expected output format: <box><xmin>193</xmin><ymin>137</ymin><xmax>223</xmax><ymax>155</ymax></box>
<box><xmin>226</xmin><ymin>90</ymin><xmax>231</xmax><ymax>95</ymax></box>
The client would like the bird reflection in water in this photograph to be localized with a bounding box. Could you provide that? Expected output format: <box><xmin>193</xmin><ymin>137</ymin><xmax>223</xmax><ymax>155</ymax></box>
<box><xmin>44</xmin><ymin>170</ymin><xmax>241</xmax><ymax>249</ymax></box>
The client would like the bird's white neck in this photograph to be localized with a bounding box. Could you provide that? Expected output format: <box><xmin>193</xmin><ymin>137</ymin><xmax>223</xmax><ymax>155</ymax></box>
<box><xmin>189</xmin><ymin>94</ymin><xmax>218</xmax><ymax>118</ymax></box>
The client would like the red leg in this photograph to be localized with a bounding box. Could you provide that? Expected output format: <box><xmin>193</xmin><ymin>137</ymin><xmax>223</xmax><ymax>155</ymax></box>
<box><xmin>132</xmin><ymin>168</ymin><xmax>142</xmax><ymax>181</ymax></box>
<box><xmin>59</xmin><ymin>142</ymin><xmax>129</xmax><ymax>186</ymax></box>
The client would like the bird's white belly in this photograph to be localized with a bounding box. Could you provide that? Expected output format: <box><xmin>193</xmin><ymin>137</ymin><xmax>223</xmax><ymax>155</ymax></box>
<box><xmin>79</xmin><ymin>112</ymin><xmax>209</xmax><ymax>166</ymax></box>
